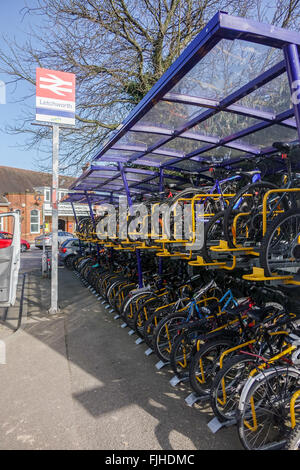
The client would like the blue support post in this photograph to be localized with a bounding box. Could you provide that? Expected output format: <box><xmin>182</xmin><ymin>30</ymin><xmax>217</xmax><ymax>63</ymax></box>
<box><xmin>284</xmin><ymin>44</ymin><xmax>300</xmax><ymax>140</ymax></box>
<box><xmin>85</xmin><ymin>191</ymin><xmax>101</xmax><ymax>261</ymax></box>
<box><xmin>158</xmin><ymin>168</ymin><xmax>164</xmax><ymax>287</ymax></box>
<box><xmin>71</xmin><ymin>201</ymin><xmax>83</xmax><ymax>254</ymax></box>
<box><xmin>119</xmin><ymin>163</ymin><xmax>143</xmax><ymax>288</ymax></box>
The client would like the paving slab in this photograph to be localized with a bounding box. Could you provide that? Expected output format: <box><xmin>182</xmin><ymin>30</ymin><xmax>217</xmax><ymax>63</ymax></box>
<box><xmin>0</xmin><ymin>266</ymin><xmax>243</xmax><ymax>450</ymax></box>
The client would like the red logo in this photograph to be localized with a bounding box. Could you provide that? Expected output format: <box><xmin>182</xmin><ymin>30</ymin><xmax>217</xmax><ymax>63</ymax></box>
<box><xmin>36</xmin><ymin>68</ymin><xmax>75</xmax><ymax>101</ymax></box>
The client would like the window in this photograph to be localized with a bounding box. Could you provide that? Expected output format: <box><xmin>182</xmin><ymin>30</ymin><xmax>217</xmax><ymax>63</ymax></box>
<box><xmin>1</xmin><ymin>232</ymin><xmax>12</xmax><ymax>239</ymax></box>
<box><xmin>30</xmin><ymin>209</ymin><xmax>40</xmax><ymax>233</ymax></box>
<box><xmin>0</xmin><ymin>217</ymin><xmax>3</xmax><ymax>231</ymax></box>
<box><xmin>59</xmin><ymin>191</ymin><xmax>67</xmax><ymax>200</ymax></box>
<box><xmin>44</xmin><ymin>189</ymin><xmax>50</xmax><ymax>202</ymax></box>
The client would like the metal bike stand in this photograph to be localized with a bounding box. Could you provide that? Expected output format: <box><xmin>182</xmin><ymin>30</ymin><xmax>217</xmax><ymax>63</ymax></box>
<box><xmin>114</xmin><ymin>314</ymin><xmax>120</xmax><ymax>320</ymax></box>
<box><xmin>185</xmin><ymin>392</ymin><xmax>209</xmax><ymax>407</ymax></box>
<box><xmin>155</xmin><ymin>360</ymin><xmax>169</xmax><ymax>370</ymax></box>
<box><xmin>207</xmin><ymin>416</ymin><xmax>237</xmax><ymax>434</ymax></box>
<box><xmin>135</xmin><ymin>337</ymin><xmax>143</xmax><ymax>344</ymax></box>
<box><xmin>128</xmin><ymin>329</ymin><xmax>135</xmax><ymax>336</ymax></box>
<box><xmin>169</xmin><ymin>374</ymin><xmax>189</xmax><ymax>387</ymax></box>
<box><xmin>121</xmin><ymin>322</ymin><xmax>128</xmax><ymax>328</ymax></box>
<box><xmin>145</xmin><ymin>347</ymin><xmax>153</xmax><ymax>356</ymax></box>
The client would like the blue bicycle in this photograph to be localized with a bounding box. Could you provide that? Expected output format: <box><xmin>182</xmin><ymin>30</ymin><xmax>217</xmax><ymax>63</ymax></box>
<box><xmin>153</xmin><ymin>285</ymin><xmax>239</xmax><ymax>364</ymax></box>
<box><xmin>169</xmin><ymin>289</ymin><xmax>241</xmax><ymax>376</ymax></box>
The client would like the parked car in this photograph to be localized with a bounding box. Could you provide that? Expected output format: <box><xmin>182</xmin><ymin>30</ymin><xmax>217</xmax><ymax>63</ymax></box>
<box><xmin>58</xmin><ymin>238</ymin><xmax>88</xmax><ymax>268</ymax></box>
<box><xmin>35</xmin><ymin>231</ymin><xmax>74</xmax><ymax>249</ymax></box>
<box><xmin>0</xmin><ymin>231</ymin><xmax>30</xmax><ymax>252</ymax></box>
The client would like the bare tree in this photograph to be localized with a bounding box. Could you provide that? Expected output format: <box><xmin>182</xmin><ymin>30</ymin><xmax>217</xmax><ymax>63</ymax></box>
<box><xmin>1</xmin><ymin>0</ymin><xmax>300</xmax><ymax>174</ymax></box>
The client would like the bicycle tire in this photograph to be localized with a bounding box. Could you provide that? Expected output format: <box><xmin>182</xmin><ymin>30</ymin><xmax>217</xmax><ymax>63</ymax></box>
<box><xmin>210</xmin><ymin>354</ymin><xmax>258</xmax><ymax>423</ymax></box>
<box><xmin>153</xmin><ymin>312</ymin><xmax>189</xmax><ymax>363</ymax></box>
<box><xmin>237</xmin><ymin>366</ymin><xmax>300</xmax><ymax>450</ymax></box>
<box><xmin>285</xmin><ymin>423</ymin><xmax>300</xmax><ymax>450</ymax></box>
<box><xmin>223</xmin><ymin>181</ymin><xmax>282</xmax><ymax>249</ymax></box>
<box><xmin>189</xmin><ymin>336</ymin><xmax>237</xmax><ymax>396</ymax></box>
<box><xmin>260</xmin><ymin>208</ymin><xmax>300</xmax><ymax>277</ymax></box>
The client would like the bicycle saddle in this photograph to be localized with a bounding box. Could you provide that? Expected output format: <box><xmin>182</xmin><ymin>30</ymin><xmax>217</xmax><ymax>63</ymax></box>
<box><xmin>272</xmin><ymin>141</ymin><xmax>291</xmax><ymax>152</ymax></box>
<box><xmin>197</xmin><ymin>299</ymin><xmax>219</xmax><ymax>316</ymax></box>
<box><xmin>247</xmin><ymin>307</ymin><xmax>269</xmax><ymax>323</ymax></box>
<box><xmin>224</xmin><ymin>302</ymin><xmax>251</xmax><ymax>317</ymax></box>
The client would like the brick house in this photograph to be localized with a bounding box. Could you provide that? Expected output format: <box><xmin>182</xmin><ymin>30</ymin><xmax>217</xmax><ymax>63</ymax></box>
<box><xmin>0</xmin><ymin>166</ymin><xmax>90</xmax><ymax>244</ymax></box>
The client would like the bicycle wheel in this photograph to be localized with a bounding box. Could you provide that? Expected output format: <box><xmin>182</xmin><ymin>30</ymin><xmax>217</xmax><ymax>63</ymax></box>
<box><xmin>285</xmin><ymin>423</ymin><xmax>300</xmax><ymax>450</ymax></box>
<box><xmin>106</xmin><ymin>278</ymin><xmax>127</xmax><ymax>308</ymax></box>
<box><xmin>153</xmin><ymin>313</ymin><xmax>188</xmax><ymax>363</ymax></box>
<box><xmin>238</xmin><ymin>366</ymin><xmax>300</xmax><ymax>450</ymax></box>
<box><xmin>201</xmin><ymin>211</ymin><xmax>225</xmax><ymax>263</ymax></box>
<box><xmin>189</xmin><ymin>337</ymin><xmax>236</xmax><ymax>396</ymax></box>
<box><xmin>223</xmin><ymin>182</ymin><xmax>286</xmax><ymax>249</ymax></box>
<box><xmin>114</xmin><ymin>283</ymin><xmax>136</xmax><ymax>314</ymax></box>
<box><xmin>133</xmin><ymin>295</ymin><xmax>163</xmax><ymax>338</ymax></box>
<box><xmin>142</xmin><ymin>309</ymin><xmax>169</xmax><ymax>347</ymax></box>
<box><xmin>260</xmin><ymin>208</ymin><xmax>300</xmax><ymax>277</ymax></box>
<box><xmin>122</xmin><ymin>292</ymin><xmax>153</xmax><ymax>327</ymax></box>
<box><xmin>170</xmin><ymin>326</ymin><xmax>205</xmax><ymax>377</ymax></box>
<box><xmin>210</xmin><ymin>354</ymin><xmax>258</xmax><ymax>423</ymax></box>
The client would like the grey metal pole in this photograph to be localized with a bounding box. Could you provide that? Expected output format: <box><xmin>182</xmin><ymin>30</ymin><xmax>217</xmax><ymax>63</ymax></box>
<box><xmin>42</xmin><ymin>203</ymin><xmax>47</xmax><ymax>277</ymax></box>
<box><xmin>49</xmin><ymin>124</ymin><xmax>59</xmax><ymax>314</ymax></box>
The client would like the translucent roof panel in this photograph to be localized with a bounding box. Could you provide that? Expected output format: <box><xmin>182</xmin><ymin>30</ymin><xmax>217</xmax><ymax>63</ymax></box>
<box><xmin>170</xmin><ymin>38</ymin><xmax>282</xmax><ymax>101</ymax></box>
<box><xmin>117</xmin><ymin>131</ymin><xmax>164</xmax><ymax>147</ymax></box>
<box><xmin>235</xmin><ymin>73</ymin><xmax>291</xmax><ymax>114</ymax></box>
<box><xmin>71</xmin><ymin>12</ymin><xmax>300</xmax><ymax>199</ymax></box>
<box><xmin>235</xmin><ymin>124</ymin><xmax>298</xmax><ymax>149</ymax></box>
<box><xmin>138</xmin><ymin>100</ymin><xmax>205</xmax><ymax>130</ymax></box>
<box><xmin>188</xmin><ymin>112</ymin><xmax>261</xmax><ymax>140</ymax></box>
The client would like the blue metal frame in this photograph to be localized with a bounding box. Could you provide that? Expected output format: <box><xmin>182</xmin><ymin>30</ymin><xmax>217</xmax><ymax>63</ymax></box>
<box><xmin>86</xmin><ymin>11</ymin><xmax>300</xmax><ymax>175</ymax></box>
<box><xmin>119</xmin><ymin>163</ymin><xmax>143</xmax><ymax>288</ymax></box>
<box><xmin>67</xmin><ymin>11</ymin><xmax>300</xmax><ymax>282</ymax></box>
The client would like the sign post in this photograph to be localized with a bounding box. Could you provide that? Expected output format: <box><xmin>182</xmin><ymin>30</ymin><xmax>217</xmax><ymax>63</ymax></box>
<box><xmin>49</xmin><ymin>123</ymin><xmax>59</xmax><ymax>314</ymax></box>
<box><xmin>35</xmin><ymin>68</ymin><xmax>76</xmax><ymax>314</ymax></box>
<box><xmin>41</xmin><ymin>203</ymin><xmax>47</xmax><ymax>277</ymax></box>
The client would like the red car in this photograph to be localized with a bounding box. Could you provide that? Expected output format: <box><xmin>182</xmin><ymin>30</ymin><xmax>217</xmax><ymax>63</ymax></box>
<box><xmin>0</xmin><ymin>231</ymin><xmax>30</xmax><ymax>252</ymax></box>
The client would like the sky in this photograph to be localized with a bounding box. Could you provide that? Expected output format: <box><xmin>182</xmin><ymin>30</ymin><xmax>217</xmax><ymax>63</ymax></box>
<box><xmin>0</xmin><ymin>0</ymin><xmax>294</xmax><ymax>174</ymax></box>
<box><xmin>0</xmin><ymin>0</ymin><xmax>43</xmax><ymax>171</ymax></box>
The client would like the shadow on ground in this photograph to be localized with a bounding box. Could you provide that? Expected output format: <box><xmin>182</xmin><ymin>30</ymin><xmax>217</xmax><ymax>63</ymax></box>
<box><xmin>11</xmin><ymin>267</ymin><xmax>242</xmax><ymax>450</ymax></box>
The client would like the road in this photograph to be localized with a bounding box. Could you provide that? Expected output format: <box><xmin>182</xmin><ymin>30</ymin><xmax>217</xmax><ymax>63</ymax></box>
<box><xmin>20</xmin><ymin>246</ymin><xmax>47</xmax><ymax>274</ymax></box>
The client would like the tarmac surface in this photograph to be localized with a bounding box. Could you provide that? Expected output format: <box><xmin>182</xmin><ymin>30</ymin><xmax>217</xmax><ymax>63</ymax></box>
<box><xmin>0</xmin><ymin>248</ymin><xmax>243</xmax><ymax>450</ymax></box>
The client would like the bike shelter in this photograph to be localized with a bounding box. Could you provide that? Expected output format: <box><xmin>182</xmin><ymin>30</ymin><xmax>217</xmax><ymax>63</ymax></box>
<box><xmin>62</xmin><ymin>12</ymin><xmax>300</xmax><ymax>449</ymax></box>
<box><xmin>66</xmin><ymin>11</ymin><xmax>300</xmax><ymax>286</ymax></box>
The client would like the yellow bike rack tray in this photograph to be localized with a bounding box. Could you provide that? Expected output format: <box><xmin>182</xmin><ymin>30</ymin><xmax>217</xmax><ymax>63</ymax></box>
<box><xmin>243</xmin><ymin>267</ymin><xmax>294</xmax><ymax>282</ymax></box>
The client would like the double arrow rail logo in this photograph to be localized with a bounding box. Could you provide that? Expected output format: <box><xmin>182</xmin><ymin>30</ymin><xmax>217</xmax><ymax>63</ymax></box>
<box><xmin>39</xmin><ymin>73</ymin><xmax>73</xmax><ymax>97</ymax></box>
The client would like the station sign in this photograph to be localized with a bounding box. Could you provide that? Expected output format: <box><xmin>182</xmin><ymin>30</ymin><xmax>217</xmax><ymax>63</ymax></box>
<box><xmin>36</xmin><ymin>68</ymin><xmax>75</xmax><ymax>125</ymax></box>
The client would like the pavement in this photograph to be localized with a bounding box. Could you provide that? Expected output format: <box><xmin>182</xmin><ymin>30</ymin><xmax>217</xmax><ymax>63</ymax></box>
<box><xmin>0</xmin><ymin>248</ymin><xmax>243</xmax><ymax>450</ymax></box>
